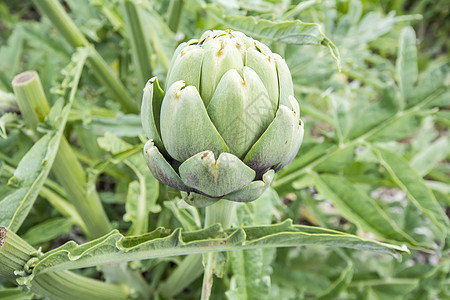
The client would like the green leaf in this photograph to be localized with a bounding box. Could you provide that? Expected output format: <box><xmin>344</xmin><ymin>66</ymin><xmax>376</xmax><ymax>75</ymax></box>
<box><xmin>0</xmin><ymin>112</ymin><xmax>63</xmax><ymax>231</ymax></box>
<box><xmin>367</xmin><ymin>112</ymin><xmax>422</xmax><ymax>143</ymax></box>
<box><xmin>313</xmin><ymin>173</ymin><xmax>421</xmax><ymax>247</ymax></box>
<box><xmin>207</xmin><ymin>6</ymin><xmax>341</xmax><ymax>69</ymax></box>
<box><xmin>22</xmin><ymin>218</ymin><xmax>75</xmax><ymax>246</ymax></box>
<box><xmin>24</xmin><ymin>220</ymin><xmax>408</xmax><ymax>278</ymax></box>
<box><xmin>226</xmin><ymin>249</ymin><xmax>270</xmax><ymax>300</ymax></box>
<box><xmin>313</xmin><ymin>144</ymin><xmax>356</xmax><ymax>173</ymax></box>
<box><xmin>373</xmin><ymin>146</ymin><xmax>449</xmax><ymax>240</ymax></box>
<box><xmin>317</xmin><ymin>263</ymin><xmax>353</xmax><ymax>300</ymax></box>
<box><xmin>411</xmin><ymin>136</ymin><xmax>449</xmax><ymax>176</ymax></box>
<box><xmin>396</xmin><ymin>26</ymin><xmax>418</xmax><ymax>103</ymax></box>
<box><xmin>410</xmin><ymin>61</ymin><xmax>450</xmax><ymax>107</ymax></box>
<box><xmin>347</xmin><ymin>84</ymin><xmax>399</xmax><ymax>140</ymax></box>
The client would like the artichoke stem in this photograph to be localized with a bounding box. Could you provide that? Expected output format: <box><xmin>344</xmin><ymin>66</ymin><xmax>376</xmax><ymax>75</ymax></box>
<box><xmin>201</xmin><ymin>200</ymin><xmax>237</xmax><ymax>300</ymax></box>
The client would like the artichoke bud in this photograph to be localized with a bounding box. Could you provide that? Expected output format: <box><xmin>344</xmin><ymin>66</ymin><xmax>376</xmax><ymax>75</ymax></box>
<box><xmin>141</xmin><ymin>30</ymin><xmax>304</xmax><ymax>206</ymax></box>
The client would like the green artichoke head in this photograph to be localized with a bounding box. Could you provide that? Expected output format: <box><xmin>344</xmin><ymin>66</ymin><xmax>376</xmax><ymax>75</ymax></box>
<box><xmin>141</xmin><ymin>30</ymin><xmax>303</xmax><ymax>207</ymax></box>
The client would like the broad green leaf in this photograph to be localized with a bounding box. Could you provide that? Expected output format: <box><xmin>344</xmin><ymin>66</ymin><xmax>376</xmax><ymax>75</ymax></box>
<box><xmin>317</xmin><ymin>263</ymin><xmax>353</xmax><ymax>300</ymax></box>
<box><xmin>207</xmin><ymin>6</ymin><xmax>341</xmax><ymax>69</ymax></box>
<box><xmin>0</xmin><ymin>115</ymin><xmax>62</xmax><ymax>232</ymax></box>
<box><xmin>396</xmin><ymin>26</ymin><xmax>418</xmax><ymax>103</ymax></box>
<box><xmin>227</xmin><ymin>248</ymin><xmax>270</xmax><ymax>300</ymax></box>
<box><xmin>373</xmin><ymin>147</ymin><xmax>449</xmax><ymax>239</ymax></box>
<box><xmin>411</xmin><ymin>137</ymin><xmax>449</xmax><ymax>176</ymax></box>
<box><xmin>347</xmin><ymin>84</ymin><xmax>399</xmax><ymax>140</ymax></box>
<box><xmin>368</xmin><ymin>278</ymin><xmax>419</xmax><ymax>298</ymax></box>
<box><xmin>24</xmin><ymin>220</ymin><xmax>408</xmax><ymax>279</ymax></box>
<box><xmin>22</xmin><ymin>218</ymin><xmax>75</xmax><ymax>246</ymax></box>
<box><xmin>314</xmin><ymin>144</ymin><xmax>356</xmax><ymax>173</ymax></box>
<box><xmin>410</xmin><ymin>61</ymin><xmax>450</xmax><ymax>107</ymax></box>
<box><xmin>314</xmin><ymin>173</ymin><xmax>421</xmax><ymax>247</ymax></box>
<box><xmin>367</xmin><ymin>112</ymin><xmax>423</xmax><ymax>142</ymax></box>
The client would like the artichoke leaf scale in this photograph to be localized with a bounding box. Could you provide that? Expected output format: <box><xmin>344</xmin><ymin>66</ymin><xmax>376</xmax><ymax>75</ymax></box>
<box><xmin>144</xmin><ymin>140</ymin><xmax>191</xmax><ymax>192</ymax></box>
<box><xmin>224</xmin><ymin>169</ymin><xmax>275</xmax><ymax>202</ymax></box>
<box><xmin>243</xmin><ymin>105</ymin><xmax>299</xmax><ymax>176</ymax></box>
<box><xmin>245</xmin><ymin>48</ymin><xmax>279</xmax><ymax>107</ymax></box>
<box><xmin>200</xmin><ymin>38</ymin><xmax>245</xmax><ymax>106</ymax></box>
<box><xmin>179</xmin><ymin>151</ymin><xmax>256</xmax><ymax>198</ymax></box>
<box><xmin>141</xmin><ymin>77</ymin><xmax>167</xmax><ymax>155</ymax></box>
<box><xmin>207</xmin><ymin>67</ymin><xmax>276</xmax><ymax>159</ymax></box>
<box><xmin>160</xmin><ymin>81</ymin><xmax>229</xmax><ymax>162</ymax></box>
<box><xmin>165</xmin><ymin>45</ymin><xmax>203</xmax><ymax>91</ymax></box>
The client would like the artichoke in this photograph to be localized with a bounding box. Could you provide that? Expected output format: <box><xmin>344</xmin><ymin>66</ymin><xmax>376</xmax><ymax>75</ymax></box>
<box><xmin>141</xmin><ymin>30</ymin><xmax>304</xmax><ymax>207</ymax></box>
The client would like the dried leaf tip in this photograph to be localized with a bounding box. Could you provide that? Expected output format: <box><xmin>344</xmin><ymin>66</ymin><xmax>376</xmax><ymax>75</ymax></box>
<box><xmin>0</xmin><ymin>227</ymin><xmax>6</xmax><ymax>249</ymax></box>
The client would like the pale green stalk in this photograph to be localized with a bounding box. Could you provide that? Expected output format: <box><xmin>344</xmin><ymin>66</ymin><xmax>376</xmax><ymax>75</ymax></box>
<box><xmin>32</xmin><ymin>0</ymin><xmax>138</xmax><ymax>113</ymax></box>
<box><xmin>167</xmin><ymin>0</ymin><xmax>184</xmax><ymax>32</ymax></box>
<box><xmin>12</xmin><ymin>71</ymin><xmax>111</xmax><ymax>238</ymax></box>
<box><xmin>120</xmin><ymin>0</ymin><xmax>153</xmax><ymax>87</ymax></box>
<box><xmin>201</xmin><ymin>200</ymin><xmax>237</xmax><ymax>300</ymax></box>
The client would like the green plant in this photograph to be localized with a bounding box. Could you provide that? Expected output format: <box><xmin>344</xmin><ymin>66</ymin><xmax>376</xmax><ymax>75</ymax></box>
<box><xmin>0</xmin><ymin>0</ymin><xmax>448</xmax><ymax>299</ymax></box>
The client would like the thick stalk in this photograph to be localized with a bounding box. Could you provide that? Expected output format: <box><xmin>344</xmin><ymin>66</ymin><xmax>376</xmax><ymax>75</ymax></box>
<box><xmin>0</xmin><ymin>227</ymin><xmax>128</xmax><ymax>300</ymax></box>
<box><xmin>201</xmin><ymin>200</ymin><xmax>237</xmax><ymax>300</ymax></box>
<box><xmin>12</xmin><ymin>71</ymin><xmax>111</xmax><ymax>238</ymax></box>
<box><xmin>167</xmin><ymin>0</ymin><xmax>184</xmax><ymax>32</ymax></box>
<box><xmin>120</xmin><ymin>0</ymin><xmax>153</xmax><ymax>87</ymax></box>
<box><xmin>32</xmin><ymin>0</ymin><xmax>138</xmax><ymax>113</ymax></box>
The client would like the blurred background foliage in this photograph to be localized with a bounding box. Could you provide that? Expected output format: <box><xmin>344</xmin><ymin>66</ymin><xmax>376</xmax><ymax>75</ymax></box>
<box><xmin>0</xmin><ymin>0</ymin><xmax>448</xmax><ymax>299</ymax></box>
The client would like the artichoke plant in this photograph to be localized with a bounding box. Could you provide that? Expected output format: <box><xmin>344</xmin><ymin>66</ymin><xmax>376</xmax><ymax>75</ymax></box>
<box><xmin>141</xmin><ymin>30</ymin><xmax>304</xmax><ymax>207</ymax></box>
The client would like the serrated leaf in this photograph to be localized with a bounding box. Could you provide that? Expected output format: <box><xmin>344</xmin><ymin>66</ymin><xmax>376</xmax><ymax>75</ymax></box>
<box><xmin>396</xmin><ymin>26</ymin><xmax>418</xmax><ymax>103</ymax></box>
<box><xmin>25</xmin><ymin>220</ymin><xmax>408</xmax><ymax>278</ymax></box>
<box><xmin>373</xmin><ymin>146</ymin><xmax>449</xmax><ymax>240</ymax></box>
<box><xmin>207</xmin><ymin>5</ymin><xmax>341</xmax><ymax>69</ymax></box>
<box><xmin>314</xmin><ymin>173</ymin><xmax>422</xmax><ymax>247</ymax></box>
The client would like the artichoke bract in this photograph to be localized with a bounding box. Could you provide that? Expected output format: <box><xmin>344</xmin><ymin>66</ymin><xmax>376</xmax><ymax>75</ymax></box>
<box><xmin>141</xmin><ymin>30</ymin><xmax>304</xmax><ymax>207</ymax></box>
